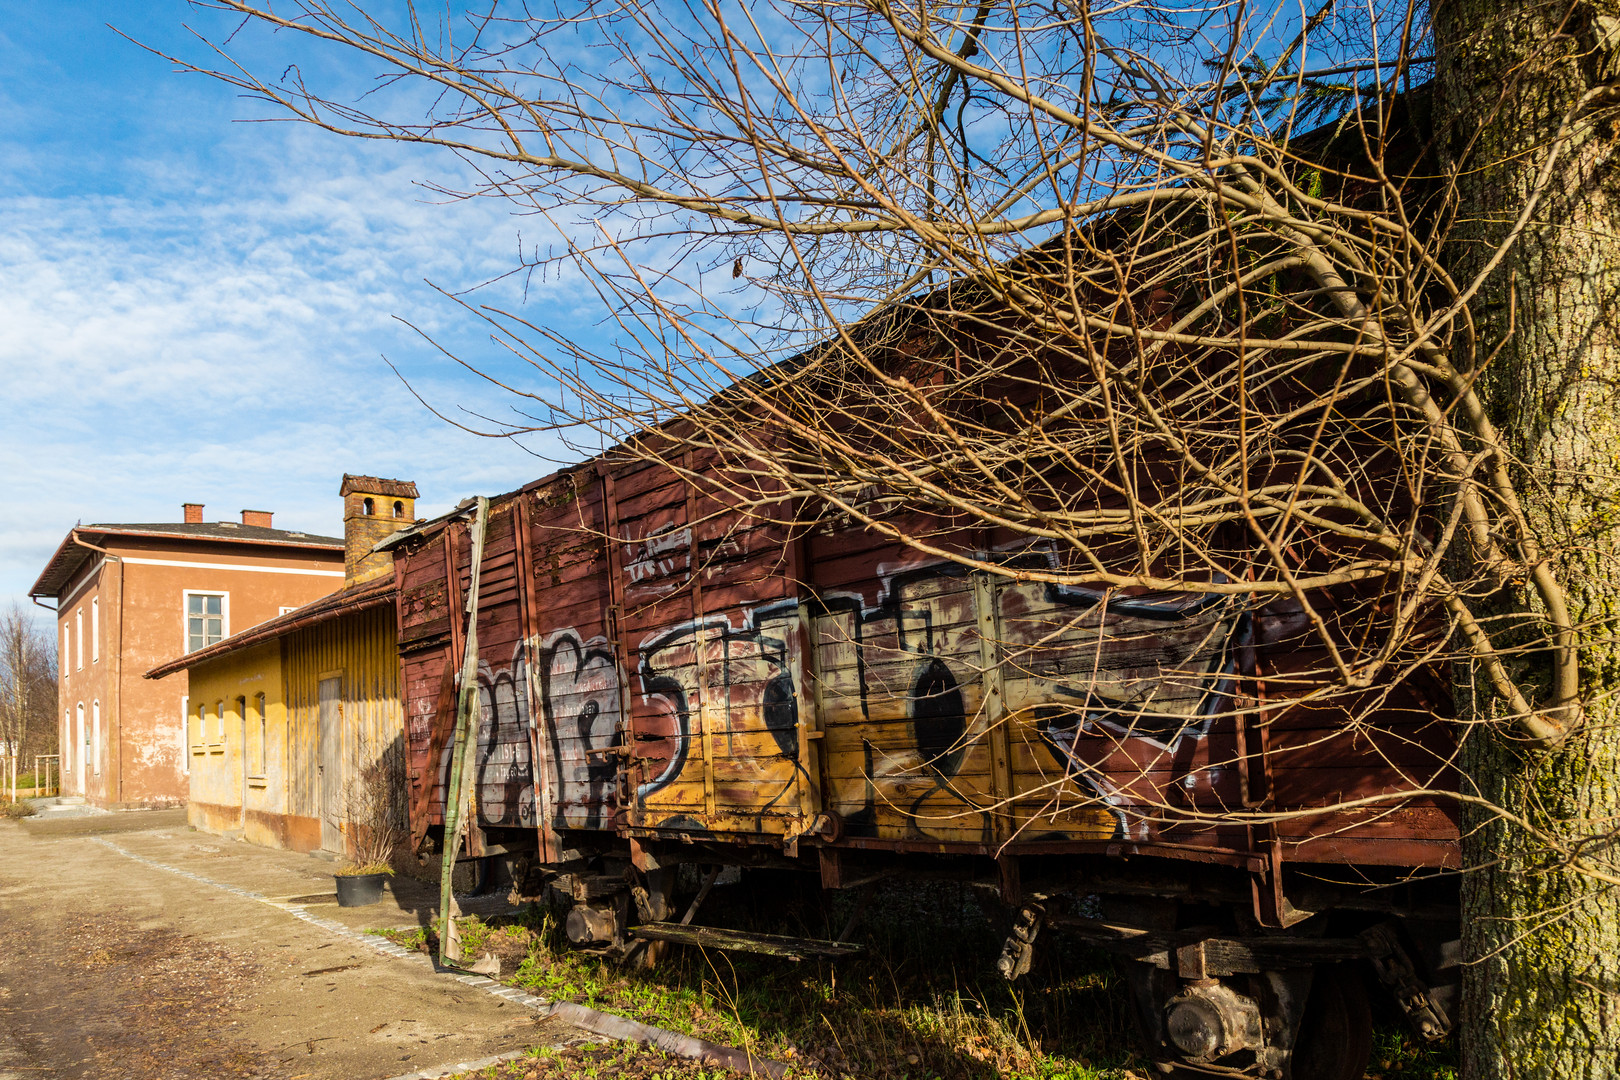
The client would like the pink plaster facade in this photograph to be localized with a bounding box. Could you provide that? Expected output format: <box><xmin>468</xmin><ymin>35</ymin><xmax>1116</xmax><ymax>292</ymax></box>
<box><xmin>40</xmin><ymin>520</ymin><xmax>345</xmax><ymax>807</ymax></box>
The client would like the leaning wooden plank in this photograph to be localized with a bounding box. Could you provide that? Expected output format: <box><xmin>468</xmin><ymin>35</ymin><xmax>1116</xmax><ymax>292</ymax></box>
<box><xmin>630</xmin><ymin>922</ymin><xmax>866</xmax><ymax>959</ymax></box>
<box><xmin>439</xmin><ymin>496</ymin><xmax>490</xmax><ymax>967</ymax></box>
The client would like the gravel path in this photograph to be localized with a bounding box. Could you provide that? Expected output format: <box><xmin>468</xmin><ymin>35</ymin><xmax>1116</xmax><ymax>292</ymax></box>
<box><xmin>0</xmin><ymin>816</ymin><xmax>580</xmax><ymax>1080</ymax></box>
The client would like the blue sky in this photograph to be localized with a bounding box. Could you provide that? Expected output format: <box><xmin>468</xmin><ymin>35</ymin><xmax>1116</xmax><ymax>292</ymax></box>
<box><xmin>0</xmin><ymin>2</ymin><xmax>598</xmax><ymax>611</ymax></box>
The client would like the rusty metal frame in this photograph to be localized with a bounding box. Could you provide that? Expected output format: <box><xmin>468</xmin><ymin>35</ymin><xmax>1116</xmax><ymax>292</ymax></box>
<box><xmin>972</xmin><ymin>570</ymin><xmax>1014</xmax><ymax>844</ymax></box>
<box><xmin>785</xmin><ymin>516</ymin><xmax>825</xmax><ymax>850</ymax></box>
<box><xmin>514</xmin><ymin>491</ymin><xmax>563</xmax><ymax>864</ymax></box>
<box><xmin>683</xmin><ymin>449</ymin><xmax>718</xmax><ymax>820</ymax></box>
<box><xmin>597</xmin><ymin>463</ymin><xmax>638</xmax><ymax>832</ymax></box>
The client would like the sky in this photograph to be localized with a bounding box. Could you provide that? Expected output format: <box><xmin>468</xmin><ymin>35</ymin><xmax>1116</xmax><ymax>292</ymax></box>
<box><xmin>0</xmin><ymin>2</ymin><xmax>605</xmax><ymax>612</ymax></box>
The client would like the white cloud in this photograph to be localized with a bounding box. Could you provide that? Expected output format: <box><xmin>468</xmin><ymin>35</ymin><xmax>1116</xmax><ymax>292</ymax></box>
<box><xmin>0</xmin><ymin>125</ymin><xmax>594</xmax><ymax>608</ymax></box>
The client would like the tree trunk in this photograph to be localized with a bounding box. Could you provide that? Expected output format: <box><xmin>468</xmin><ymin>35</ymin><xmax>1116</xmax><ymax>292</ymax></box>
<box><xmin>1434</xmin><ymin>1</ymin><xmax>1620</xmax><ymax>1076</ymax></box>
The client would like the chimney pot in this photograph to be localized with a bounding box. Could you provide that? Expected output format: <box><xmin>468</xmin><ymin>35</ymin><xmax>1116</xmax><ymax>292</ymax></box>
<box><xmin>241</xmin><ymin>509</ymin><xmax>273</xmax><ymax>529</ymax></box>
<box><xmin>182</xmin><ymin>503</ymin><xmax>204</xmax><ymax>524</ymax></box>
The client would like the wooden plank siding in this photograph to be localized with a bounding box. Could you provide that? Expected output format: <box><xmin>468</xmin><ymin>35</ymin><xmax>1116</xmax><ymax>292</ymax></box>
<box><xmin>283</xmin><ymin>604</ymin><xmax>405</xmax><ymax>853</ymax></box>
<box><xmin>394</xmin><ymin>462</ymin><xmax>1458</xmax><ymax>872</ymax></box>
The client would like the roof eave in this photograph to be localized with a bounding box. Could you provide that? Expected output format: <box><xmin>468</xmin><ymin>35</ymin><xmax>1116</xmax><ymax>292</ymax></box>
<box><xmin>28</xmin><ymin>528</ymin><xmax>97</xmax><ymax>600</ymax></box>
<box><xmin>144</xmin><ymin>580</ymin><xmax>395</xmax><ymax>680</ymax></box>
<box><xmin>80</xmin><ymin>526</ymin><xmax>343</xmax><ymax>551</ymax></box>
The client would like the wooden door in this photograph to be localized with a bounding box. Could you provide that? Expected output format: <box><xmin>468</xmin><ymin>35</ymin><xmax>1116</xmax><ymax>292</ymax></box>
<box><xmin>318</xmin><ymin>677</ymin><xmax>343</xmax><ymax>853</ymax></box>
<box><xmin>607</xmin><ymin>457</ymin><xmax>816</xmax><ymax>837</ymax></box>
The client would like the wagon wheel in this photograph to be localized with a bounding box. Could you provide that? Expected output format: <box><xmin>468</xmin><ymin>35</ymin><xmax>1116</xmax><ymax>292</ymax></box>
<box><xmin>1289</xmin><ymin>964</ymin><xmax>1373</xmax><ymax>1080</ymax></box>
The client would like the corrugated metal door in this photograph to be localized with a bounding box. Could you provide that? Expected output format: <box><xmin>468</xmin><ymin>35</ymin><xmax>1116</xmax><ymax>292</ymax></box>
<box><xmin>318</xmin><ymin>676</ymin><xmax>343</xmax><ymax>853</ymax></box>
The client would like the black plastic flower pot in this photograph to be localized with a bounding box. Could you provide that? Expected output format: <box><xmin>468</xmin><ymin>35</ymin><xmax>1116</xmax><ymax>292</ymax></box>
<box><xmin>334</xmin><ymin>872</ymin><xmax>388</xmax><ymax>907</ymax></box>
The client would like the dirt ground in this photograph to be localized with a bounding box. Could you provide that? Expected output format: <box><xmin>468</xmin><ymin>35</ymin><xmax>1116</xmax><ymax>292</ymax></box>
<box><xmin>0</xmin><ymin>813</ymin><xmax>582</xmax><ymax>1080</ymax></box>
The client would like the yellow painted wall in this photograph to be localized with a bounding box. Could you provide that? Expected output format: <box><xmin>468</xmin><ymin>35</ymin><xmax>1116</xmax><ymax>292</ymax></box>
<box><xmin>183</xmin><ymin>604</ymin><xmax>405</xmax><ymax>857</ymax></box>
<box><xmin>283</xmin><ymin>605</ymin><xmax>404</xmax><ymax>856</ymax></box>
<box><xmin>184</xmin><ymin>639</ymin><xmax>287</xmax><ymax>842</ymax></box>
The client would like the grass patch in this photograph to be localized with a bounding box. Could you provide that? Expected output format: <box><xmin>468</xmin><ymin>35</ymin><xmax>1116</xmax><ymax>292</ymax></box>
<box><xmin>453</xmin><ymin>1040</ymin><xmax>753</xmax><ymax>1079</ymax></box>
<box><xmin>1367</xmin><ymin>1022</ymin><xmax>1459</xmax><ymax>1079</ymax></box>
<box><xmin>377</xmin><ymin>875</ymin><xmax>1457</xmax><ymax>1080</ymax></box>
<box><xmin>0</xmin><ymin>801</ymin><xmax>35</xmax><ymax>819</ymax></box>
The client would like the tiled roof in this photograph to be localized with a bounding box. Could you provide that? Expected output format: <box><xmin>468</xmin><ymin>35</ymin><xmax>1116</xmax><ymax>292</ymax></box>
<box><xmin>85</xmin><ymin>522</ymin><xmax>342</xmax><ymax>545</ymax></box>
<box><xmin>29</xmin><ymin>522</ymin><xmax>343</xmax><ymax>600</ymax></box>
<box><xmin>340</xmin><ymin>474</ymin><xmax>420</xmax><ymax>498</ymax></box>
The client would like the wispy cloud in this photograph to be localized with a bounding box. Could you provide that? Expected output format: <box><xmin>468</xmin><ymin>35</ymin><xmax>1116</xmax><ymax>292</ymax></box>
<box><xmin>0</xmin><ymin>120</ymin><xmax>593</xmax><ymax>607</ymax></box>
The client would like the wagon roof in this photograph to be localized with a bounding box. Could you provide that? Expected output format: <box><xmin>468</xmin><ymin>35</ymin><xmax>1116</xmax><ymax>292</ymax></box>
<box><xmin>371</xmin><ymin>99</ymin><xmax>1432</xmax><ymax>554</ymax></box>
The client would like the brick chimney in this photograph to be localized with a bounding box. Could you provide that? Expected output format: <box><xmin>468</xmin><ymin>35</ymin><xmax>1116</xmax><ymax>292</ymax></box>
<box><xmin>339</xmin><ymin>475</ymin><xmax>419</xmax><ymax>585</ymax></box>
<box><xmin>182</xmin><ymin>503</ymin><xmax>204</xmax><ymax>524</ymax></box>
<box><xmin>241</xmin><ymin>509</ymin><xmax>273</xmax><ymax>528</ymax></box>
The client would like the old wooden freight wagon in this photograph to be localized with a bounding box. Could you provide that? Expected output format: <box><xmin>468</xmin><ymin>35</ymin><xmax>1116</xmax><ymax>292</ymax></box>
<box><xmin>380</xmin><ymin>400</ymin><xmax>1459</xmax><ymax>1079</ymax></box>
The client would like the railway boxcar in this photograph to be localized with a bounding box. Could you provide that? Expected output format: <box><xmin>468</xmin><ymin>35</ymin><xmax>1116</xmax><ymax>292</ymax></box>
<box><xmin>383</xmin><ymin>428</ymin><xmax>1460</xmax><ymax>1079</ymax></box>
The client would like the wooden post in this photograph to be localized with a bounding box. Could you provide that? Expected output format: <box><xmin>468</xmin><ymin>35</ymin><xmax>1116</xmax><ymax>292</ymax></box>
<box><xmin>438</xmin><ymin>496</ymin><xmax>489</xmax><ymax>967</ymax></box>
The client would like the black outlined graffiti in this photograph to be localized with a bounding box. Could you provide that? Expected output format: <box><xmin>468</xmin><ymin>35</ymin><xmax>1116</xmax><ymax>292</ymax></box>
<box><xmin>1021</xmin><ymin>588</ymin><xmax>1246</xmax><ymax>840</ymax></box>
<box><xmin>512</xmin><ymin>544</ymin><xmax>1248</xmax><ymax>844</ymax></box>
<box><xmin>809</xmin><ymin>553</ymin><xmax>1245</xmax><ymax>841</ymax></box>
<box><xmin>435</xmin><ymin>641</ymin><xmax>537</xmax><ymax>830</ymax></box>
<box><xmin>634</xmin><ymin>604</ymin><xmax>805</xmax><ymax>812</ymax></box>
<box><xmin>532</xmin><ymin>629</ymin><xmax>623</xmax><ymax>830</ymax></box>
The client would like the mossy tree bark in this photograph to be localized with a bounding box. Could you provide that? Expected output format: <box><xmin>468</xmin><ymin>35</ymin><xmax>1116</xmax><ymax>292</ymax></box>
<box><xmin>1434</xmin><ymin>1</ymin><xmax>1620</xmax><ymax>1076</ymax></box>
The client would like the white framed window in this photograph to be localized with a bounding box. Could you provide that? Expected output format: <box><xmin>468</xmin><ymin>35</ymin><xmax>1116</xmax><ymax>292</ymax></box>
<box><xmin>216</xmin><ymin>700</ymin><xmax>226</xmax><ymax>741</ymax></box>
<box><xmin>62</xmin><ymin>626</ymin><xmax>69</xmax><ymax>679</ymax></box>
<box><xmin>180</xmin><ymin>696</ymin><xmax>190</xmax><ymax>774</ymax></box>
<box><xmin>91</xmin><ymin>599</ymin><xmax>100</xmax><ymax>663</ymax></box>
<box><xmin>62</xmin><ymin>709</ymin><xmax>71</xmax><ymax>774</ymax></box>
<box><xmin>92</xmin><ymin>700</ymin><xmax>101</xmax><ymax>776</ymax></box>
<box><xmin>279</xmin><ymin>606</ymin><xmax>297</xmax><ymax>616</ymax></box>
<box><xmin>74</xmin><ymin>607</ymin><xmax>83</xmax><ymax>670</ymax></box>
<box><xmin>184</xmin><ymin>591</ymin><xmax>229</xmax><ymax>653</ymax></box>
<box><xmin>195</xmin><ymin>702</ymin><xmax>207</xmax><ymax>749</ymax></box>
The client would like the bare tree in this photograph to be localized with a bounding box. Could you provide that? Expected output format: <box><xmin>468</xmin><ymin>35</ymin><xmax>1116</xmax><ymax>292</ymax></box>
<box><xmin>157</xmin><ymin>1</ymin><xmax>1620</xmax><ymax>1074</ymax></box>
<box><xmin>0</xmin><ymin>603</ymin><xmax>59</xmax><ymax>786</ymax></box>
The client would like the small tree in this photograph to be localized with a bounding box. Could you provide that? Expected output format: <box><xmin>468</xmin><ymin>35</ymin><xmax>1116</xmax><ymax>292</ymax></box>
<box><xmin>0</xmin><ymin>603</ymin><xmax>58</xmax><ymax>791</ymax></box>
<box><xmin>339</xmin><ymin>740</ymin><xmax>408</xmax><ymax>875</ymax></box>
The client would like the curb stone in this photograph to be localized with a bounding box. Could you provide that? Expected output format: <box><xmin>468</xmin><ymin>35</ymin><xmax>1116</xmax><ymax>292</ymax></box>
<box><xmin>379</xmin><ymin>1047</ymin><xmax>530</xmax><ymax>1080</ymax></box>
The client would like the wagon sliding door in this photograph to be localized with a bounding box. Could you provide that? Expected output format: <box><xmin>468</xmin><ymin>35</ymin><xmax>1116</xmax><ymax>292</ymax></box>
<box><xmin>809</xmin><ymin>527</ymin><xmax>1246</xmax><ymax>850</ymax></box>
<box><xmin>608</xmin><ymin>456</ymin><xmax>818</xmax><ymax>838</ymax></box>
